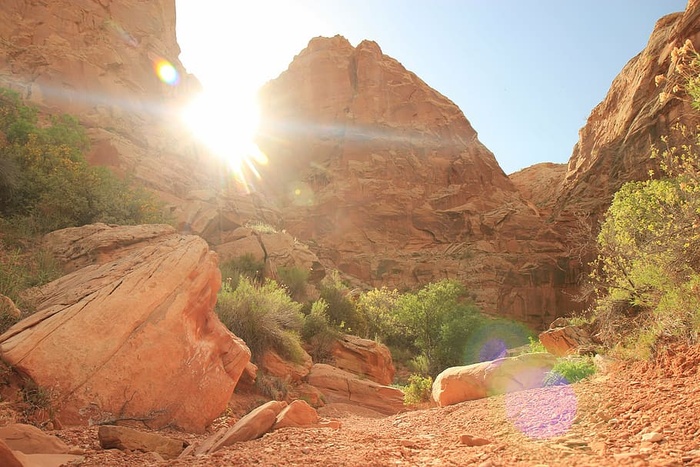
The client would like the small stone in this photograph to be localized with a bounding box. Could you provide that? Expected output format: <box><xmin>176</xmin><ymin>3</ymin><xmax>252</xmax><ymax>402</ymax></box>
<box><xmin>301</xmin><ymin>447</ymin><xmax>311</xmax><ymax>455</ymax></box>
<box><xmin>459</xmin><ymin>434</ymin><xmax>491</xmax><ymax>447</ymax></box>
<box><xmin>641</xmin><ymin>432</ymin><xmax>663</xmax><ymax>443</ymax></box>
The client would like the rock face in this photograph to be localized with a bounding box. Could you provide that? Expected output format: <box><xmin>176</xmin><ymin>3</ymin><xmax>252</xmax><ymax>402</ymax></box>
<box><xmin>307</xmin><ymin>363</ymin><xmax>404</xmax><ymax>415</ymax></box>
<box><xmin>257</xmin><ymin>35</ymin><xmax>580</xmax><ymax>328</ymax></box>
<box><xmin>0</xmin><ymin>224</ymin><xmax>251</xmax><ymax>432</ymax></box>
<box><xmin>329</xmin><ymin>334</ymin><xmax>395</xmax><ymax>385</ymax></box>
<box><xmin>431</xmin><ymin>353</ymin><xmax>557</xmax><ymax>407</ymax></box>
<box><xmin>555</xmin><ymin>1</ymin><xmax>700</xmax><ymax>220</ymax></box>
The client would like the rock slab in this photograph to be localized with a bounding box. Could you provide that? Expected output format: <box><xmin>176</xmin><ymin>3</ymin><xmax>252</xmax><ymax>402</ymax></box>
<box><xmin>0</xmin><ymin>223</ymin><xmax>251</xmax><ymax>433</ymax></box>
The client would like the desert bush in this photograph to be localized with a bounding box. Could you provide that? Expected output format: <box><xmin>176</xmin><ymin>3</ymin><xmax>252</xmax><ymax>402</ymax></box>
<box><xmin>319</xmin><ymin>270</ymin><xmax>366</xmax><ymax>335</ymax></box>
<box><xmin>216</xmin><ymin>277</ymin><xmax>305</xmax><ymax>364</ymax></box>
<box><xmin>277</xmin><ymin>265</ymin><xmax>309</xmax><ymax>301</ymax></box>
<box><xmin>394</xmin><ymin>279</ymin><xmax>481</xmax><ymax>376</ymax></box>
<box><xmin>356</xmin><ymin>287</ymin><xmax>401</xmax><ymax>344</ymax></box>
<box><xmin>543</xmin><ymin>357</ymin><xmax>596</xmax><ymax>386</ymax></box>
<box><xmin>528</xmin><ymin>336</ymin><xmax>547</xmax><ymax>353</ymax></box>
<box><xmin>220</xmin><ymin>254</ymin><xmax>265</xmax><ymax>290</ymax></box>
<box><xmin>301</xmin><ymin>299</ymin><xmax>339</xmax><ymax>363</ymax></box>
<box><xmin>402</xmin><ymin>374</ymin><xmax>433</xmax><ymax>405</ymax></box>
<box><xmin>0</xmin><ymin>87</ymin><xmax>167</xmax><ymax>235</ymax></box>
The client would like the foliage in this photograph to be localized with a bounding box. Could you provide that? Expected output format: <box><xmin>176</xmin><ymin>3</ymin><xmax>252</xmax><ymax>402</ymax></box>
<box><xmin>356</xmin><ymin>286</ymin><xmax>401</xmax><ymax>344</ymax></box>
<box><xmin>402</xmin><ymin>374</ymin><xmax>433</xmax><ymax>405</ymax></box>
<box><xmin>319</xmin><ymin>270</ymin><xmax>366</xmax><ymax>335</ymax></box>
<box><xmin>0</xmin><ymin>87</ymin><xmax>167</xmax><ymax>235</ymax></box>
<box><xmin>394</xmin><ymin>279</ymin><xmax>480</xmax><ymax>376</ymax></box>
<box><xmin>589</xmin><ymin>43</ymin><xmax>700</xmax><ymax>357</ymax></box>
<box><xmin>528</xmin><ymin>336</ymin><xmax>547</xmax><ymax>353</ymax></box>
<box><xmin>277</xmin><ymin>265</ymin><xmax>309</xmax><ymax>301</ymax></box>
<box><xmin>216</xmin><ymin>277</ymin><xmax>305</xmax><ymax>364</ymax></box>
<box><xmin>0</xmin><ymin>244</ymin><xmax>61</xmax><ymax>333</ymax></box>
<box><xmin>543</xmin><ymin>357</ymin><xmax>596</xmax><ymax>386</ymax></box>
<box><xmin>220</xmin><ymin>254</ymin><xmax>265</xmax><ymax>290</ymax></box>
<box><xmin>245</xmin><ymin>220</ymin><xmax>277</xmax><ymax>234</ymax></box>
<box><xmin>301</xmin><ymin>299</ymin><xmax>339</xmax><ymax>363</ymax></box>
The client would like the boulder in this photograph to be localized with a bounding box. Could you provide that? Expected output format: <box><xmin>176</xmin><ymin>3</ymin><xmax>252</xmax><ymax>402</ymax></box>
<box><xmin>539</xmin><ymin>323</ymin><xmax>596</xmax><ymax>357</ymax></box>
<box><xmin>260</xmin><ymin>349</ymin><xmax>313</xmax><ymax>383</ymax></box>
<box><xmin>432</xmin><ymin>353</ymin><xmax>557</xmax><ymax>407</ymax></box>
<box><xmin>273</xmin><ymin>400</ymin><xmax>319</xmax><ymax>429</ymax></box>
<box><xmin>98</xmin><ymin>425</ymin><xmax>185</xmax><ymax>459</ymax></box>
<box><xmin>0</xmin><ymin>424</ymin><xmax>70</xmax><ymax>454</ymax></box>
<box><xmin>307</xmin><ymin>364</ymin><xmax>404</xmax><ymax>415</ymax></box>
<box><xmin>194</xmin><ymin>400</ymin><xmax>287</xmax><ymax>455</ymax></box>
<box><xmin>0</xmin><ymin>439</ymin><xmax>23</xmax><ymax>467</ymax></box>
<box><xmin>0</xmin><ymin>224</ymin><xmax>251</xmax><ymax>432</ymax></box>
<box><xmin>329</xmin><ymin>334</ymin><xmax>396</xmax><ymax>385</ymax></box>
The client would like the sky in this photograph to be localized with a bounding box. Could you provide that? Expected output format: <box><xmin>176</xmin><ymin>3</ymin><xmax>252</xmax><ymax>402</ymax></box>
<box><xmin>175</xmin><ymin>1</ymin><xmax>688</xmax><ymax>175</ymax></box>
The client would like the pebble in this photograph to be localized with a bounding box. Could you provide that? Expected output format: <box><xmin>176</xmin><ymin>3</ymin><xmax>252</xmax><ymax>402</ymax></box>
<box><xmin>641</xmin><ymin>432</ymin><xmax>663</xmax><ymax>443</ymax></box>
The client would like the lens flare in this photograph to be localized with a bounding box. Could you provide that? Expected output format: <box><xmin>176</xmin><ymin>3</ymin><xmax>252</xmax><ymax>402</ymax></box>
<box><xmin>154</xmin><ymin>59</ymin><xmax>179</xmax><ymax>86</ymax></box>
<box><xmin>505</xmin><ymin>384</ymin><xmax>577</xmax><ymax>439</ymax></box>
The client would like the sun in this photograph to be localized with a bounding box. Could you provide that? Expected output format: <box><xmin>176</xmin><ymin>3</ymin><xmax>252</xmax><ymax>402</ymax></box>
<box><xmin>181</xmin><ymin>91</ymin><xmax>268</xmax><ymax>189</ymax></box>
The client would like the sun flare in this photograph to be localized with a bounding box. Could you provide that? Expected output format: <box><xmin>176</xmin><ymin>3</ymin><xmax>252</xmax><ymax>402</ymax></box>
<box><xmin>181</xmin><ymin>92</ymin><xmax>268</xmax><ymax>189</ymax></box>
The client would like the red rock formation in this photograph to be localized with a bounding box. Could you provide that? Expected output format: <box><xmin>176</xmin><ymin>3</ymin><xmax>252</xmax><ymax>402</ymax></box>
<box><xmin>257</xmin><ymin>36</ymin><xmax>581</xmax><ymax>328</ymax></box>
<box><xmin>555</xmin><ymin>1</ymin><xmax>700</xmax><ymax>219</ymax></box>
<box><xmin>0</xmin><ymin>224</ymin><xmax>251</xmax><ymax>433</ymax></box>
<box><xmin>329</xmin><ymin>334</ymin><xmax>396</xmax><ymax>385</ymax></box>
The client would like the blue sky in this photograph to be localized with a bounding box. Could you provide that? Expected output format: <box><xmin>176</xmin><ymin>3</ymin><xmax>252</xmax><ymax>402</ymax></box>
<box><xmin>176</xmin><ymin>1</ymin><xmax>688</xmax><ymax>175</ymax></box>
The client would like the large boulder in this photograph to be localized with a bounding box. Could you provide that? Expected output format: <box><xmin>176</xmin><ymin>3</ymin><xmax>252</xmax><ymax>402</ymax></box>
<box><xmin>432</xmin><ymin>353</ymin><xmax>557</xmax><ymax>407</ymax></box>
<box><xmin>260</xmin><ymin>349</ymin><xmax>313</xmax><ymax>383</ymax></box>
<box><xmin>329</xmin><ymin>334</ymin><xmax>395</xmax><ymax>385</ymax></box>
<box><xmin>0</xmin><ymin>224</ymin><xmax>251</xmax><ymax>432</ymax></box>
<box><xmin>307</xmin><ymin>364</ymin><xmax>404</xmax><ymax>415</ymax></box>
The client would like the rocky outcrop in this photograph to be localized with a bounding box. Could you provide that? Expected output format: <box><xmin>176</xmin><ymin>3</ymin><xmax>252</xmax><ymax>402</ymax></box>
<box><xmin>539</xmin><ymin>320</ymin><xmax>597</xmax><ymax>357</ymax></box>
<box><xmin>98</xmin><ymin>425</ymin><xmax>185</xmax><ymax>459</ymax></box>
<box><xmin>0</xmin><ymin>424</ymin><xmax>83</xmax><ymax>467</ymax></box>
<box><xmin>556</xmin><ymin>1</ymin><xmax>700</xmax><ymax>220</ymax></box>
<box><xmin>431</xmin><ymin>353</ymin><xmax>557</xmax><ymax>407</ymax></box>
<box><xmin>329</xmin><ymin>334</ymin><xmax>395</xmax><ymax>385</ymax></box>
<box><xmin>273</xmin><ymin>399</ymin><xmax>320</xmax><ymax>429</ymax></box>
<box><xmin>307</xmin><ymin>363</ymin><xmax>404</xmax><ymax>415</ymax></box>
<box><xmin>257</xmin><ymin>35</ymin><xmax>580</xmax><ymax>328</ymax></box>
<box><xmin>0</xmin><ymin>224</ymin><xmax>251</xmax><ymax>433</ymax></box>
<box><xmin>260</xmin><ymin>349</ymin><xmax>313</xmax><ymax>383</ymax></box>
<box><xmin>509</xmin><ymin>163</ymin><xmax>566</xmax><ymax>213</ymax></box>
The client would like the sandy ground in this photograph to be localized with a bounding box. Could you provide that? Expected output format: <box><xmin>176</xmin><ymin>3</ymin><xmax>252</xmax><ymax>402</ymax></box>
<box><xmin>38</xmin><ymin>345</ymin><xmax>700</xmax><ymax>466</ymax></box>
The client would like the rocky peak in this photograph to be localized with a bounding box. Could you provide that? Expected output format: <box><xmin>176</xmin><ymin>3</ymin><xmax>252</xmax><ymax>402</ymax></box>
<box><xmin>555</xmin><ymin>0</ymin><xmax>700</xmax><ymax>219</ymax></box>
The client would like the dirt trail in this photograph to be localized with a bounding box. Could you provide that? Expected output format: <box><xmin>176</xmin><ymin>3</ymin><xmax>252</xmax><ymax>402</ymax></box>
<box><xmin>53</xmin><ymin>346</ymin><xmax>700</xmax><ymax>466</ymax></box>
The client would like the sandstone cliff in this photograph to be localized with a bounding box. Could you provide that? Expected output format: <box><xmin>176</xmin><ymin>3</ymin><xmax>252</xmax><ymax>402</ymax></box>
<box><xmin>256</xmin><ymin>36</ymin><xmax>580</xmax><ymax>327</ymax></box>
<box><xmin>555</xmin><ymin>1</ymin><xmax>700</xmax><ymax>220</ymax></box>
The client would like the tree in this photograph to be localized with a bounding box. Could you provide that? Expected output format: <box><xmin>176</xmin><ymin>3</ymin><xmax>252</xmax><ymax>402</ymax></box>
<box><xmin>394</xmin><ymin>279</ymin><xmax>480</xmax><ymax>376</ymax></box>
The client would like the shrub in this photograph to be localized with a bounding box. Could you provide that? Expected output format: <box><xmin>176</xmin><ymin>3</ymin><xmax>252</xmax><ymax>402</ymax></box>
<box><xmin>403</xmin><ymin>374</ymin><xmax>433</xmax><ymax>405</ymax></box>
<box><xmin>0</xmin><ymin>87</ymin><xmax>167</xmax><ymax>235</ymax></box>
<box><xmin>319</xmin><ymin>270</ymin><xmax>366</xmax><ymax>335</ymax></box>
<box><xmin>356</xmin><ymin>287</ymin><xmax>401</xmax><ymax>343</ymax></box>
<box><xmin>543</xmin><ymin>358</ymin><xmax>596</xmax><ymax>386</ymax></box>
<box><xmin>394</xmin><ymin>279</ymin><xmax>483</xmax><ymax>376</ymax></box>
<box><xmin>277</xmin><ymin>265</ymin><xmax>309</xmax><ymax>301</ymax></box>
<box><xmin>220</xmin><ymin>254</ymin><xmax>265</xmax><ymax>290</ymax></box>
<box><xmin>216</xmin><ymin>277</ymin><xmax>305</xmax><ymax>363</ymax></box>
<box><xmin>301</xmin><ymin>299</ymin><xmax>339</xmax><ymax>363</ymax></box>
<box><xmin>528</xmin><ymin>336</ymin><xmax>547</xmax><ymax>353</ymax></box>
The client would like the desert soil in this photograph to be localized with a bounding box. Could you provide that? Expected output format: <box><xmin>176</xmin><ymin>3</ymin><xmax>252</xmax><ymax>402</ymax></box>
<box><xmin>51</xmin><ymin>345</ymin><xmax>700</xmax><ymax>466</ymax></box>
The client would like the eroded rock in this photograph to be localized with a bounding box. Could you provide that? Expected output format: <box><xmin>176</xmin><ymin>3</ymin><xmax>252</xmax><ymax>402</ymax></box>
<box><xmin>329</xmin><ymin>334</ymin><xmax>395</xmax><ymax>385</ymax></box>
<box><xmin>98</xmin><ymin>425</ymin><xmax>185</xmax><ymax>459</ymax></box>
<box><xmin>0</xmin><ymin>224</ymin><xmax>251</xmax><ymax>432</ymax></box>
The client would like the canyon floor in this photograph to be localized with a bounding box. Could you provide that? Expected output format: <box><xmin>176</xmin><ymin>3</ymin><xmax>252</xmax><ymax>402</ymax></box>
<box><xmin>46</xmin><ymin>345</ymin><xmax>700</xmax><ymax>466</ymax></box>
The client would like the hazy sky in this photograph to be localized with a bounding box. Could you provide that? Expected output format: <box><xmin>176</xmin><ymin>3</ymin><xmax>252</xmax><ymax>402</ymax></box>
<box><xmin>176</xmin><ymin>1</ymin><xmax>688</xmax><ymax>175</ymax></box>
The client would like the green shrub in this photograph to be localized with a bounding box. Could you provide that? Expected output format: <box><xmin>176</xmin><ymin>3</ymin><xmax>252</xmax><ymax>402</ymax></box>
<box><xmin>0</xmin><ymin>87</ymin><xmax>167</xmax><ymax>235</ymax></box>
<box><xmin>395</xmin><ymin>279</ymin><xmax>481</xmax><ymax>376</ymax></box>
<box><xmin>543</xmin><ymin>358</ymin><xmax>596</xmax><ymax>386</ymax></box>
<box><xmin>403</xmin><ymin>374</ymin><xmax>433</xmax><ymax>405</ymax></box>
<box><xmin>277</xmin><ymin>265</ymin><xmax>309</xmax><ymax>301</ymax></box>
<box><xmin>220</xmin><ymin>254</ymin><xmax>265</xmax><ymax>290</ymax></box>
<box><xmin>319</xmin><ymin>270</ymin><xmax>366</xmax><ymax>335</ymax></box>
<box><xmin>356</xmin><ymin>287</ymin><xmax>401</xmax><ymax>343</ymax></box>
<box><xmin>301</xmin><ymin>299</ymin><xmax>339</xmax><ymax>363</ymax></box>
<box><xmin>216</xmin><ymin>277</ymin><xmax>305</xmax><ymax>364</ymax></box>
<box><xmin>528</xmin><ymin>336</ymin><xmax>547</xmax><ymax>353</ymax></box>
